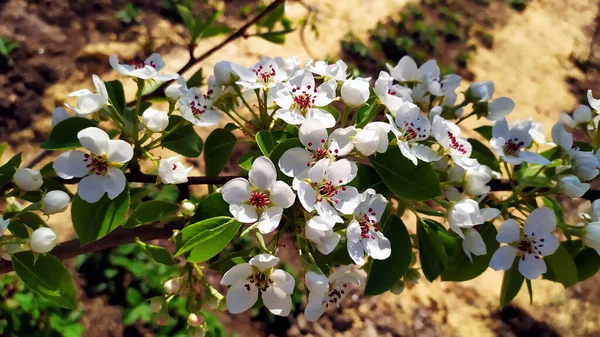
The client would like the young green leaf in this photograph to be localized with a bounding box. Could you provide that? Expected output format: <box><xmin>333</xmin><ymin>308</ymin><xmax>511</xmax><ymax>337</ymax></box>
<box><xmin>136</xmin><ymin>238</ymin><xmax>178</xmax><ymax>265</ymax></box>
<box><xmin>190</xmin><ymin>192</ymin><xmax>231</xmax><ymax>223</ymax></box>
<box><xmin>0</xmin><ymin>152</ymin><xmax>21</xmax><ymax>189</ymax></box>
<box><xmin>417</xmin><ymin>219</ymin><xmax>449</xmax><ymax>281</ymax></box>
<box><xmin>204</xmin><ymin>128</ymin><xmax>236</xmax><ymax>176</ymax></box>
<box><xmin>104</xmin><ymin>80</ymin><xmax>126</xmax><ymax>114</ymax></box>
<box><xmin>71</xmin><ymin>185</ymin><xmax>130</xmax><ymax>245</ymax></box>
<box><xmin>176</xmin><ymin>5</ymin><xmax>196</xmax><ymax>35</ymax></box>
<box><xmin>468</xmin><ymin>139</ymin><xmax>500</xmax><ymax>172</ymax></box>
<box><xmin>12</xmin><ymin>251</ymin><xmax>77</xmax><ymax>309</ymax></box>
<box><xmin>573</xmin><ymin>247</ymin><xmax>600</xmax><ymax>281</ymax></box>
<box><xmin>544</xmin><ymin>244</ymin><xmax>578</xmax><ymax>287</ymax></box>
<box><xmin>238</xmin><ymin>151</ymin><xmax>262</xmax><ymax>171</ymax></box>
<box><xmin>256</xmin><ymin>130</ymin><xmax>284</xmax><ymax>155</ymax></box>
<box><xmin>161</xmin><ymin>116</ymin><xmax>204</xmax><ymax>157</ymax></box>
<box><xmin>124</xmin><ymin>200</ymin><xmax>180</xmax><ymax>228</ymax></box>
<box><xmin>41</xmin><ymin>118</ymin><xmax>97</xmax><ymax>150</ymax></box>
<box><xmin>364</xmin><ymin>216</ymin><xmax>412</xmax><ymax>295</ymax></box>
<box><xmin>499</xmin><ymin>257</ymin><xmax>524</xmax><ymax>307</ymax></box>
<box><xmin>370</xmin><ymin>146</ymin><xmax>441</xmax><ymax>201</ymax></box>
<box><xmin>174</xmin><ymin>217</ymin><xmax>242</xmax><ymax>263</ymax></box>
<box><xmin>355</xmin><ymin>97</ymin><xmax>382</xmax><ymax>128</ymax></box>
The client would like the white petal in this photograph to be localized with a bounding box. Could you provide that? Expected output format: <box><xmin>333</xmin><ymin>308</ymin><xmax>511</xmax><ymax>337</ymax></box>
<box><xmin>221</xmin><ymin>263</ymin><xmax>252</xmax><ymax>285</ymax></box>
<box><xmin>308</xmin><ymin>158</ymin><xmax>329</xmax><ymax>182</ymax></box>
<box><xmin>333</xmin><ymin>186</ymin><xmax>360</xmax><ymax>215</ymax></box>
<box><xmin>480</xmin><ymin>208</ymin><xmax>500</xmax><ymax>222</ymax></box>
<box><xmin>77</xmin><ymin>174</ymin><xmax>106</xmax><ymax>203</ymax></box>
<box><xmin>276</xmin><ymin>108</ymin><xmax>305</xmax><ymax>125</ymax></box>
<box><xmin>78</xmin><ymin>127</ymin><xmax>110</xmax><ymax>155</ymax></box>
<box><xmin>496</xmin><ymin>219</ymin><xmax>521</xmax><ymax>243</ymax></box>
<box><xmin>306</xmin><ymin>108</ymin><xmax>336</xmax><ymax>128</ymax></box>
<box><xmin>487</xmin><ymin>97</ymin><xmax>514</xmax><ymax>120</ymax></box>
<box><xmin>534</xmin><ymin>232</ymin><xmax>559</xmax><ymax>256</ymax></box>
<box><xmin>314</xmin><ymin>79</ymin><xmax>337</xmax><ymax>107</ymax></box>
<box><xmin>353</xmin><ymin>129</ymin><xmax>378</xmax><ymax>156</ymax></box>
<box><xmin>462</xmin><ymin>228</ymin><xmax>486</xmax><ymax>262</ymax></box>
<box><xmin>492</xmin><ymin>119</ymin><xmax>509</xmax><ymax>139</ymax></box>
<box><xmin>104</xmin><ymin>168</ymin><xmax>126</xmax><ymax>199</ymax></box>
<box><xmin>364</xmin><ymin>230</ymin><xmax>391</xmax><ymax>260</ymax></box>
<box><xmin>263</xmin><ymin>286</ymin><xmax>292</xmax><ymax>316</ymax></box>
<box><xmin>271</xmin><ymin>82</ymin><xmax>294</xmax><ymax>109</ymax></box>
<box><xmin>524</xmin><ymin>207</ymin><xmax>556</xmax><ymax>235</ymax></box>
<box><xmin>229</xmin><ymin>204</ymin><xmax>258</xmax><ymax>223</ymax></box>
<box><xmin>77</xmin><ymin>94</ymin><xmax>106</xmax><ymax>115</ymax></box>
<box><xmin>249</xmin><ymin>156</ymin><xmax>277</xmax><ymax>191</ymax></box>
<box><xmin>364</xmin><ymin>193</ymin><xmax>387</xmax><ymax>223</ymax></box>
<box><xmin>106</xmin><ymin>140</ymin><xmax>134</xmax><ymax>163</ymax></box>
<box><xmin>518</xmin><ymin>254</ymin><xmax>547</xmax><ymax>280</ymax></box>
<box><xmin>489</xmin><ymin>245</ymin><xmax>517</xmax><ymax>271</ymax></box>
<box><xmin>390</xmin><ymin>56</ymin><xmax>418</xmax><ymax>81</ymax></box>
<box><xmin>145</xmin><ymin>53</ymin><xmax>165</xmax><ymax>71</ymax></box>
<box><xmin>328</xmin><ymin>127</ymin><xmax>357</xmax><ymax>157</ymax></box>
<box><xmin>53</xmin><ymin>150</ymin><xmax>90</xmax><ymax>179</ymax></box>
<box><xmin>519</xmin><ymin>151</ymin><xmax>551</xmax><ymax>165</ymax></box>
<box><xmin>346</xmin><ymin>219</ymin><xmax>362</xmax><ymax>244</ymax></box>
<box><xmin>304</xmin><ymin>304</ymin><xmax>326</xmax><ymax>322</ymax></box>
<box><xmin>279</xmin><ymin>148</ymin><xmax>312</xmax><ymax>178</ymax></box>
<box><xmin>297</xmin><ymin>181</ymin><xmax>317</xmax><ymax>212</ymax></box>
<box><xmin>226</xmin><ymin>282</ymin><xmax>258</xmax><ymax>314</ymax></box>
<box><xmin>222</xmin><ymin>178</ymin><xmax>252</xmax><ymax>204</ymax></box>
<box><xmin>249</xmin><ymin>253</ymin><xmax>280</xmax><ymax>271</ymax></box>
<box><xmin>315</xmin><ymin>200</ymin><xmax>343</xmax><ymax>223</ymax></box>
<box><xmin>308</xmin><ymin>215</ymin><xmax>335</xmax><ymax>231</ymax></box>
<box><xmin>257</xmin><ymin>206</ymin><xmax>283</xmax><ymax>234</ymax></box>
<box><xmin>325</xmin><ymin>159</ymin><xmax>353</xmax><ymax>185</ymax></box>
<box><xmin>299</xmin><ymin>118</ymin><xmax>328</xmax><ymax>150</ymax></box>
<box><xmin>271</xmin><ymin>269</ymin><xmax>295</xmax><ymax>294</ymax></box>
<box><xmin>318</xmin><ymin>231</ymin><xmax>341</xmax><ymax>255</ymax></box>
<box><xmin>269</xmin><ymin>181</ymin><xmax>295</xmax><ymax>208</ymax></box>
<box><xmin>411</xmin><ymin>144</ymin><xmax>440</xmax><ymax>162</ymax></box>
<box><xmin>348</xmin><ymin>241</ymin><xmax>365</xmax><ymax>266</ymax></box>
<box><xmin>305</xmin><ymin>271</ymin><xmax>329</xmax><ymax>294</ymax></box>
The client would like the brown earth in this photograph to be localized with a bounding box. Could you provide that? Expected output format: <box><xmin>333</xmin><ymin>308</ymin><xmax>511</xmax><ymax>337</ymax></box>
<box><xmin>2</xmin><ymin>0</ymin><xmax>600</xmax><ymax>336</ymax></box>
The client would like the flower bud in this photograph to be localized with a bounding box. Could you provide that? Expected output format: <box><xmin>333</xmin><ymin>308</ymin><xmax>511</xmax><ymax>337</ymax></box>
<box><xmin>464</xmin><ymin>165</ymin><xmax>493</xmax><ymax>196</ymax></box>
<box><xmin>341</xmin><ymin>78</ymin><xmax>370</xmax><ymax>107</ymax></box>
<box><xmin>404</xmin><ymin>268</ymin><xmax>420</xmax><ymax>288</ymax></box>
<box><xmin>181</xmin><ymin>200</ymin><xmax>196</xmax><ymax>217</ymax></box>
<box><xmin>572</xmin><ymin>151</ymin><xmax>599</xmax><ymax>181</ymax></box>
<box><xmin>149</xmin><ymin>296</ymin><xmax>164</xmax><ymax>313</ymax></box>
<box><xmin>43</xmin><ymin>190</ymin><xmax>71</xmax><ymax>214</ymax></box>
<box><xmin>189</xmin><ymin>327</ymin><xmax>206</xmax><ymax>337</ymax></box>
<box><xmin>559</xmin><ymin>175</ymin><xmax>590</xmax><ymax>198</ymax></box>
<box><xmin>187</xmin><ymin>313</ymin><xmax>203</xmax><ymax>327</ymax></box>
<box><xmin>142</xmin><ymin>108</ymin><xmax>169</xmax><ymax>132</ymax></box>
<box><xmin>155</xmin><ymin>307</ymin><xmax>170</xmax><ymax>326</ymax></box>
<box><xmin>165</xmin><ymin>76</ymin><xmax>188</xmax><ymax>101</ymax></box>
<box><xmin>13</xmin><ymin>168</ymin><xmax>43</xmax><ymax>191</ymax></box>
<box><xmin>30</xmin><ymin>228</ymin><xmax>58</xmax><ymax>253</ymax></box>
<box><xmin>591</xmin><ymin>200</ymin><xmax>600</xmax><ymax>222</ymax></box>
<box><xmin>390</xmin><ymin>280</ymin><xmax>405</xmax><ymax>294</ymax></box>
<box><xmin>214</xmin><ymin>61</ymin><xmax>236</xmax><ymax>86</ymax></box>
<box><xmin>163</xmin><ymin>278</ymin><xmax>181</xmax><ymax>294</ymax></box>
<box><xmin>52</xmin><ymin>107</ymin><xmax>70</xmax><ymax>128</ymax></box>
<box><xmin>583</xmin><ymin>222</ymin><xmax>600</xmax><ymax>251</ymax></box>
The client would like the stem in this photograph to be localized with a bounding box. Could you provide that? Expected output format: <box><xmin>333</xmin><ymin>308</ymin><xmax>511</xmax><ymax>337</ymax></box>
<box><xmin>234</xmin><ymin>86</ymin><xmax>259</xmax><ymax>121</ymax></box>
<box><xmin>146</xmin><ymin>118</ymin><xmax>186</xmax><ymax>149</ymax></box>
<box><xmin>341</xmin><ymin>105</ymin><xmax>350</xmax><ymax>128</ymax></box>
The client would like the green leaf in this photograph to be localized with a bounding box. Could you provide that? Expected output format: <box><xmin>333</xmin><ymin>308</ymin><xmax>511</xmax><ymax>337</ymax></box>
<box><xmin>194</xmin><ymin>11</ymin><xmax>223</xmax><ymax>40</ymax></box>
<box><xmin>347</xmin><ymin>163</ymin><xmax>389</xmax><ymax>196</ymax></box>
<box><xmin>499</xmin><ymin>257</ymin><xmax>524</xmax><ymax>307</ymax></box>
<box><xmin>257</xmin><ymin>29</ymin><xmax>294</xmax><ymax>44</ymax></box>
<box><xmin>355</xmin><ymin>97</ymin><xmax>382</xmax><ymax>128</ymax></box>
<box><xmin>256</xmin><ymin>130</ymin><xmax>283</xmax><ymax>155</ymax></box>
<box><xmin>540</xmin><ymin>196</ymin><xmax>564</xmax><ymax>224</ymax></box>
<box><xmin>268</xmin><ymin>138</ymin><xmax>303</xmax><ymax>184</ymax></box>
<box><xmin>104</xmin><ymin>80</ymin><xmax>126</xmax><ymax>114</ymax></box>
<box><xmin>257</xmin><ymin>3</ymin><xmax>285</xmax><ymax>29</ymax></box>
<box><xmin>238</xmin><ymin>151</ymin><xmax>262</xmax><ymax>171</ymax></box>
<box><xmin>364</xmin><ymin>216</ymin><xmax>412</xmax><ymax>295</ymax></box>
<box><xmin>441</xmin><ymin>224</ymin><xmax>499</xmax><ymax>281</ymax></box>
<box><xmin>417</xmin><ymin>219</ymin><xmax>449</xmax><ymax>281</ymax></box>
<box><xmin>126</xmin><ymin>288</ymin><xmax>144</xmax><ymax>306</ymax></box>
<box><xmin>204</xmin><ymin>128</ymin><xmax>236</xmax><ymax>176</ymax></box>
<box><xmin>136</xmin><ymin>238</ymin><xmax>178</xmax><ymax>265</ymax></box>
<box><xmin>124</xmin><ymin>200</ymin><xmax>180</xmax><ymax>228</ymax></box>
<box><xmin>12</xmin><ymin>252</ymin><xmax>77</xmax><ymax>309</ymax></box>
<box><xmin>13</xmin><ymin>211</ymin><xmax>46</xmax><ymax>230</ymax></box>
<box><xmin>468</xmin><ymin>139</ymin><xmax>500</xmax><ymax>172</ymax></box>
<box><xmin>161</xmin><ymin>116</ymin><xmax>203</xmax><ymax>157</ymax></box>
<box><xmin>370</xmin><ymin>146</ymin><xmax>441</xmax><ymax>201</ymax></box>
<box><xmin>190</xmin><ymin>192</ymin><xmax>231</xmax><ymax>223</ymax></box>
<box><xmin>177</xmin><ymin>5</ymin><xmax>196</xmax><ymax>34</ymax></box>
<box><xmin>174</xmin><ymin>217</ymin><xmax>242</xmax><ymax>263</ymax></box>
<box><xmin>474</xmin><ymin>125</ymin><xmax>493</xmax><ymax>140</ymax></box>
<box><xmin>201</xmin><ymin>23</ymin><xmax>233</xmax><ymax>38</ymax></box>
<box><xmin>41</xmin><ymin>118</ymin><xmax>97</xmax><ymax>150</ymax></box>
<box><xmin>0</xmin><ymin>142</ymin><xmax>7</xmax><ymax>160</ymax></box>
<box><xmin>186</xmin><ymin>68</ymin><xmax>204</xmax><ymax>88</ymax></box>
<box><xmin>0</xmin><ymin>152</ymin><xmax>21</xmax><ymax>189</ymax></box>
<box><xmin>516</xmin><ymin>163</ymin><xmax>552</xmax><ymax>188</ymax></box>
<box><xmin>573</xmin><ymin>247</ymin><xmax>600</xmax><ymax>281</ymax></box>
<box><xmin>544</xmin><ymin>244</ymin><xmax>578</xmax><ymax>287</ymax></box>
<box><xmin>71</xmin><ymin>185</ymin><xmax>129</xmax><ymax>245</ymax></box>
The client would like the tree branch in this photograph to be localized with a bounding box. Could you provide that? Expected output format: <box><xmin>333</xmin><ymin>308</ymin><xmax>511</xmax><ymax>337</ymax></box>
<box><xmin>0</xmin><ymin>220</ymin><xmax>186</xmax><ymax>275</ymax></box>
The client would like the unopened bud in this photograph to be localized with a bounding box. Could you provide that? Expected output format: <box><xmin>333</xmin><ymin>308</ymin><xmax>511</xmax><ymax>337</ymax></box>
<box><xmin>43</xmin><ymin>190</ymin><xmax>71</xmax><ymax>214</ymax></box>
<box><xmin>409</xmin><ymin>253</ymin><xmax>417</xmax><ymax>268</ymax></box>
<box><xmin>391</xmin><ymin>280</ymin><xmax>405</xmax><ymax>294</ymax></box>
<box><xmin>13</xmin><ymin>168</ymin><xmax>43</xmax><ymax>191</ymax></box>
<box><xmin>181</xmin><ymin>200</ymin><xmax>196</xmax><ymax>217</ymax></box>
<box><xmin>214</xmin><ymin>61</ymin><xmax>236</xmax><ymax>86</ymax></box>
<box><xmin>155</xmin><ymin>307</ymin><xmax>170</xmax><ymax>326</ymax></box>
<box><xmin>163</xmin><ymin>278</ymin><xmax>181</xmax><ymax>294</ymax></box>
<box><xmin>189</xmin><ymin>327</ymin><xmax>206</xmax><ymax>337</ymax></box>
<box><xmin>187</xmin><ymin>313</ymin><xmax>203</xmax><ymax>327</ymax></box>
<box><xmin>404</xmin><ymin>269</ymin><xmax>420</xmax><ymax>288</ymax></box>
<box><xmin>30</xmin><ymin>228</ymin><xmax>58</xmax><ymax>253</ymax></box>
<box><xmin>149</xmin><ymin>296</ymin><xmax>164</xmax><ymax>313</ymax></box>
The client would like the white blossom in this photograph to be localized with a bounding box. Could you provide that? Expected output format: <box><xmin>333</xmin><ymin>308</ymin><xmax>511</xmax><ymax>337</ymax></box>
<box><xmin>142</xmin><ymin>107</ymin><xmax>169</xmax><ymax>132</ymax></box>
<box><xmin>558</xmin><ymin>175</ymin><xmax>589</xmax><ymax>198</ymax></box>
<box><xmin>178</xmin><ymin>87</ymin><xmax>222</xmax><ymax>127</ymax></box>
<box><xmin>587</xmin><ymin>89</ymin><xmax>600</xmax><ymax>111</ymax></box>
<box><xmin>571</xmin><ymin>150</ymin><xmax>599</xmax><ymax>181</ymax></box>
<box><xmin>560</xmin><ymin>104</ymin><xmax>592</xmax><ymax>128</ymax></box>
<box><xmin>43</xmin><ymin>190</ymin><xmax>70</xmax><ymax>214</ymax></box>
<box><xmin>51</xmin><ymin>107</ymin><xmax>70</xmax><ymax>128</ymax></box>
<box><xmin>304</xmin><ymin>266</ymin><xmax>362</xmax><ymax>321</ymax></box>
<box><xmin>158</xmin><ymin>156</ymin><xmax>192</xmax><ymax>184</ymax></box>
<box><xmin>447</xmin><ymin>199</ymin><xmax>499</xmax><ymax>240</ymax></box>
<box><xmin>511</xmin><ymin>118</ymin><xmax>550</xmax><ymax>145</ymax></box>
<box><xmin>388</xmin><ymin>102</ymin><xmax>439</xmax><ymax>165</ymax></box>
<box><xmin>221</xmin><ymin>254</ymin><xmax>295</xmax><ymax>316</ymax></box>
<box><xmin>163</xmin><ymin>278</ymin><xmax>181</xmax><ymax>294</ymax></box>
<box><xmin>347</xmin><ymin>189</ymin><xmax>391</xmax><ymax>265</ymax></box>
<box><xmin>353</xmin><ymin>122</ymin><xmax>391</xmax><ymax>156</ymax></box>
<box><xmin>110</xmin><ymin>53</ymin><xmax>178</xmax><ymax>81</ymax></box>
<box><xmin>231</xmin><ymin>56</ymin><xmax>295</xmax><ymax>90</ymax></box>
<box><xmin>386</xmin><ymin>56</ymin><xmax>442</xmax><ymax>101</ymax></box>
<box><xmin>462</xmin><ymin>227</ymin><xmax>487</xmax><ymax>262</ymax></box>
<box><xmin>272</xmin><ymin>71</ymin><xmax>337</xmax><ymax>127</ymax></box>
<box><xmin>13</xmin><ymin>168</ymin><xmax>43</xmax><ymax>191</ymax></box>
<box><xmin>222</xmin><ymin>157</ymin><xmax>295</xmax><ymax>234</ymax></box>
<box><xmin>65</xmin><ymin>74</ymin><xmax>108</xmax><ymax>116</ymax></box>
<box><xmin>165</xmin><ymin>76</ymin><xmax>189</xmax><ymax>101</ymax></box>
<box><xmin>341</xmin><ymin>77</ymin><xmax>371</xmax><ymax>107</ymax></box>
<box><xmin>214</xmin><ymin>61</ymin><xmax>237</xmax><ymax>86</ymax></box>
<box><xmin>374</xmin><ymin>71</ymin><xmax>412</xmax><ymax>112</ymax></box>
<box><xmin>53</xmin><ymin>127</ymin><xmax>133</xmax><ymax>203</ymax></box>
<box><xmin>431</xmin><ymin>115</ymin><xmax>479</xmax><ymax>169</ymax></box>
<box><xmin>305</xmin><ymin>215</ymin><xmax>340</xmax><ymax>255</ymax></box>
<box><xmin>307</xmin><ymin>59</ymin><xmax>348</xmax><ymax>81</ymax></box>
<box><xmin>490</xmin><ymin>208</ymin><xmax>559</xmax><ymax>279</ymax></box>
<box><xmin>490</xmin><ymin>119</ymin><xmax>550</xmax><ymax>165</ymax></box>
<box><xmin>29</xmin><ymin>227</ymin><xmax>57</xmax><ymax>254</ymax></box>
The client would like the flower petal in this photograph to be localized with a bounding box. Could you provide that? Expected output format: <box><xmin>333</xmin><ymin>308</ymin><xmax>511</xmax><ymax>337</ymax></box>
<box><xmin>329</xmin><ymin>127</ymin><xmax>357</xmax><ymax>156</ymax></box>
<box><xmin>269</xmin><ymin>181</ymin><xmax>295</xmax><ymax>209</ymax></box>
<box><xmin>279</xmin><ymin>148</ymin><xmax>312</xmax><ymax>178</ymax></box>
<box><xmin>106</xmin><ymin>140</ymin><xmax>133</xmax><ymax>163</ymax></box>
<box><xmin>221</xmin><ymin>263</ymin><xmax>252</xmax><ymax>285</ymax></box>
<box><xmin>315</xmin><ymin>200</ymin><xmax>343</xmax><ymax>223</ymax></box>
<box><xmin>524</xmin><ymin>207</ymin><xmax>556</xmax><ymax>235</ymax></box>
<box><xmin>78</xmin><ymin>127</ymin><xmax>110</xmax><ymax>155</ymax></box>
<box><xmin>519</xmin><ymin>151</ymin><xmax>551</xmax><ymax>165</ymax></box>
<box><xmin>299</xmin><ymin>118</ymin><xmax>328</xmax><ymax>150</ymax></box>
<box><xmin>535</xmin><ymin>232</ymin><xmax>559</xmax><ymax>256</ymax></box>
<box><xmin>53</xmin><ymin>150</ymin><xmax>90</xmax><ymax>179</ymax></box>
<box><xmin>489</xmin><ymin>245</ymin><xmax>517</xmax><ymax>271</ymax></box>
<box><xmin>297</xmin><ymin>181</ymin><xmax>317</xmax><ymax>212</ymax></box>
<box><xmin>307</xmin><ymin>215</ymin><xmax>335</xmax><ymax>231</ymax></box>
<box><xmin>306</xmin><ymin>108</ymin><xmax>336</xmax><ymax>128</ymax></box>
<box><xmin>229</xmin><ymin>204</ymin><xmax>258</xmax><ymax>223</ymax></box>
<box><xmin>364</xmin><ymin>230</ymin><xmax>391</xmax><ymax>260</ymax></box>
<box><xmin>518</xmin><ymin>254</ymin><xmax>547</xmax><ymax>280</ymax></box>
<box><xmin>497</xmin><ymin>219</ymin><xmax>521</xmax><ymax>243</ymax></box>
<box><xmin>77</xmin><ymin>174</ymin><xmax>106</xmax><ymax>203</ymax></box>
<box><xmin>271</xmin><ymin>269</ymin><xmax>295</xmax><ymax>294</ymax></box>
<box><xmin>263</xmin><ymin>285</ymin><xmax>292</xmax><ymax>316</ymax></box>
<box><xmin>257</xmin><ymin>206</ymin><xmax>283</xmax><ymax>234</ymax></box>
<box><xmin>325</xmin><ymin>159</ymin><xmax>353</xmax><ymax>186</ymax></box>
<box><xmin>348</xmin><ymin>241</ymin><xmax>365</xmax><ymax>266</ymax></box>
<box><xmin>222</xmin><ymin>178</ymin><xmax>252</xmax><ymax>204</ymax></box>
<box><xmin>271</xmin><ymin>82</ymin><xmax>294</xmax><ymax>109</ymax></box>
<box><xmin>226</xmin><ymin>282</ymin><xmax>258</xmax><ymax>314</ymax></box>
<box><xmin>304</xmin><ymin>304</ymin><xmax>326</xmax><ymax>322</ymax></box>
<box><xmin>276</xmin><ymin>108</ymin><xmax>305</xmax><ymax>125</ymax></box>
<box><xmin>249</xmin><ymin>253</ymin><xmax>280</xmax><ymax>271</ymax></box>
<box><xmin>305</xmin><ymin>271</ymin><xmax>329</xmax><ymax>294</ymax></box>
<box><xmin>249</xmin><ymin>156</ymin><xmax>277</xmax><ymax>191</ymax></box>
<box><xmin>104</xmin><ymin>168</ymin><xmax>126</xmax><ymax>199</ymax></box>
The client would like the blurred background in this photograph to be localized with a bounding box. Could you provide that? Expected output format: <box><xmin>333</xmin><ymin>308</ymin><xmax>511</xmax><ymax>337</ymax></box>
<box><xmin>1</xmin><ymin>0</ymin><xmax>600</xmax><ymax>336</ymax></box>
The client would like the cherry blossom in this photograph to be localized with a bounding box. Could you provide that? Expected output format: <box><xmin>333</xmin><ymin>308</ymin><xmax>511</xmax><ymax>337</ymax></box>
<box><xmin>431</xmin><ymin>115</ymin><xmax>479</xmax><ymax>169</ymax></box>
<box><xmin>305</xmin><ymin>215</ymin><xmax>341</xmax><ymax>255</ymax></box>
<box><xmin>341</xmin><ymin>77</ymin><xmax>371</xmax><ymax>107</ymax></box>
<box><xmin>387</xmin><ymin>101</ymin><xmax>439</xmax><ymax>165</ymax></box>
<box><xmin>490</xmin><ymin>119</ymin><xmax>550</xmax><ymax>165</ymax></box>
<box><xmin>307</xmin><ymin>59</ymin><xmax>348</xmax><ymax>81</ymax></box>
<box><xmin>178</xmin><ymin>88</ymin><xmax>222</xmax><ymax>127</ymax></box>
<box><xmin>29</xmin><ymin>227</ymin><xmax>58</xmax><ymax>254</ymax></box>
<box><xmin>304</xmin><ymin>266</ymin><xmax>362</xmax><ymax>321</ymax></box>
<box><xmin>110</xmin><ymin>53</ymin><xmax>178</xmax><ymax>81</ymax></box>
<box><xmin>271</xmin><ymin>70</ymin><xmax>337</xmax><ymax>127</ymax></box>
<box><xmin>222</xmin><ymin>157</ymin><xmax>295</xmax><ymax>234</ymax></box>
<box><xmin>13</xmin><ymin>168</ymin><xmax>43</xmax><ymax>191</ymax></box>
<box><xmin>347</xmin><ymin>189</ymin><xmax>391</xmax><ymax>266</ymax></box>
<box><xmin>490</xmin><ymin>208</ymin><xmax>559</xmax><ymax>280</ymax></box>
<box><xmin>374</xmin><ymin>71</ymin><xmax>412</xmax><ymax>112</ymax></box>
<box><xmin>221</xmin><ymin>254</ymin><xmax>295</xmax><ymax>316</ymax></box>
<box><xmin>158</xmin><ymin>156</ymin><xmax>192</xmax><ymax>184</ymax></box>
<box><xmin>295</xmin><ymin>158</ymin><xmax>360</xmax><ymax>223</ymax></box>
<box><xmin>53</xmin><ymin>127</ymin><xmax>133</xmax><ymax>203</ymax></box>
<box><xmin>231</xmin><ymin>56</ymin><xmax>296</xmax><ymax>90</ymax></box>
<box><xmin>65</xmin><ymin>74</ymin><xmax>108</xmax><ymax>116</ymax></box>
